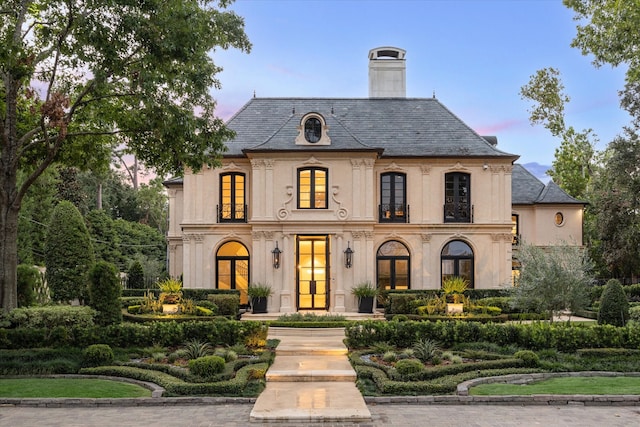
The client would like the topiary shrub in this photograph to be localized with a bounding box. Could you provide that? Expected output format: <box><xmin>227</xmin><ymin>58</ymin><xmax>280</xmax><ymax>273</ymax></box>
<box><xmin>513</xmin><ymin>350</ymin><xmax>539</xmax><ymax>367</ymax></box>
<box><xmin>17</xmin><ymin>264</ymin><xmax>39</xmax><ymax>307</ymax></box>
<box><xmin>394</xmin><ymin>358</ymin><xmax>424</xmax><ymax>377</ymax></box>
<box><xmin>45</xmin><ymin>200</ymin><xmax>95</xmax><ymax>303</ymax></box>
<box><xmin>89</xmin><ymin>261</ymin><xmax>123</xmax><ymax>326</ymax></box>
<box><xmin>127</xmin><ymin>260</ymin><xmax>145</xmax><ymax>289</ymax></box>
<box><xmin>598</xmin><ymin>279</ymin><xmax>630</xmax><ymax>326</ymax></box>
<box><xmin>189</xmin><ymin>355</ymin><xmax>225</xmax><ymax>380</ymax></box>
<box><xmin>83</xmin><ymin>344</ymin><xmax>114</xmax><ymax>367</ymax></box>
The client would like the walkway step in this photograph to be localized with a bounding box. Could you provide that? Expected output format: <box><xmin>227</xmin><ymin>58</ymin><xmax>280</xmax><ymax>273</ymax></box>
<box><xmin>250</xmin><ymin>382</ymin><xmax>370</xmax><ymax>423</ymax></box>
<box><xmin>266</xmin><ymin>355</ymin><xmax>356</xmax><ymax>382</ymax></box>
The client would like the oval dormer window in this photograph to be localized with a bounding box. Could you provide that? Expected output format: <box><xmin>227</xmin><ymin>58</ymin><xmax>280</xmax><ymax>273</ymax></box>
<box><xmin>304</xmin><ymin>117</ymin><xmax>322</xmax><ymax>143</ymax></box>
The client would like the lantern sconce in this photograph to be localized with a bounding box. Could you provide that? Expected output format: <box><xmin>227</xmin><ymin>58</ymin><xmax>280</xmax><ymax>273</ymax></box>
<box><xmin>272</xmin><ymin>242</ymin><xmax>282</xmax><ymax>269</ymax></box>
<box><xmin>344</xmin><ymin>241</ymin><xmax>354</xmax><ymax>269</ymax></box>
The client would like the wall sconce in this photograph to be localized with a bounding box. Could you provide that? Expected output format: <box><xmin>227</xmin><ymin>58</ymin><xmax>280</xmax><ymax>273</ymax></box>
<box><xmin>272</xmin><ymin>242</ymin><xmax>281</xmax><ymax>269</ymax></box>
<box><xmin>344</xmin><ymin>241</ymin><xmax>354</xmax><ymax>268</ymax></box>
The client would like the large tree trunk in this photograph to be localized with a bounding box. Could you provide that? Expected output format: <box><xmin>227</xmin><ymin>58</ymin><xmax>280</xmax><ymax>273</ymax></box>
<box><xmin>0</xmin><ymin>188</ymin><xmax>19</xmax><ymax>311</ymax></box>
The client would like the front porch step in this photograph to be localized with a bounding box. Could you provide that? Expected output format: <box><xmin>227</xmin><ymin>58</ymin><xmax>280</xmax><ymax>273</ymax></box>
<box><xmin>266</xmin><ymin>355</ymin><xmax>356</xmax><ymax>382</ymax></box>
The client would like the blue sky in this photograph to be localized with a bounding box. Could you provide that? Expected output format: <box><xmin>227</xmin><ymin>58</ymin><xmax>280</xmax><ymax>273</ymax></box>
<box><xmin>211</xmin><ymin>0</ymin><xmax>631</xmax><ymax>167</ymax></box>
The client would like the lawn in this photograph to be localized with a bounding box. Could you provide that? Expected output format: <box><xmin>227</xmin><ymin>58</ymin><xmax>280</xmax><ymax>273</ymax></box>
<box><xmin>470</xmin><ymin>376</ymin><xmax>640</xmax><ymax>396</ymax></box>
<box><xmin>0</xmin><ymin>378</ymin><xmax>152</xmax><ymax>398</ymax></box>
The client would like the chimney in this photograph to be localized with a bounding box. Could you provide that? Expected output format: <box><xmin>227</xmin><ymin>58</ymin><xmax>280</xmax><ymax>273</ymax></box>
<box><xmin>368</xmin><ymin>47</ymin><xmax>406</xmax><ymax>98</ymax></box>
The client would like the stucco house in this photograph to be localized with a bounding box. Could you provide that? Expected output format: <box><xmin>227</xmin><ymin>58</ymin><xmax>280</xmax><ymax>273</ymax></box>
<box><xmin>164</xmin><ymin>47</ymin><xmax>585</xmax><ymax>313</ymax></box>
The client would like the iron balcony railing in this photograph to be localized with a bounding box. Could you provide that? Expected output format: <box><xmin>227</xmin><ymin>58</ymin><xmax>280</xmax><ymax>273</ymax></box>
<box><xmin>217</xmin><ymin>204</ymin><xmax>248</xmax><ymax>223</ymax></box>
<box><xmin>379</xmin><ymin>203</ymin><xmax>409</xmax><ymax>223</ymax></box>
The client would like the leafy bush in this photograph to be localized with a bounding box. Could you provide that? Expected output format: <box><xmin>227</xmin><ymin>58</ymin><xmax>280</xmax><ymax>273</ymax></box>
<box><xmin>598</xmin><ymin>279</ymin><xmax>630</xmax><ymax>326</ymax></box>
<box><xmin>189</xmin><ymin>355</ymin><xmax>225</xmax><ymax>380</ymax></box>
<box><xmin>514</xmin><ymin>350</ymin><xmax>539</xmax><ymax>367</ymax></box>
<box><xmin>7</xmin><ymin>305</ymin><xmax>96</xmax><ymax>329</ymax></box>
<box><xmin>182</xmin><ymin>339</ymin><xmax>213</xmax><ymax>359</ymax></box>
<box><xmin>89</xmin><ymin>261</ymin><xmax>123</xmax><ymax>325</ymax></box>
<box><xmin>394</xmin><ymin>358</ymin><xmax>424</xmax><ymax>377</ymax></box>
<box><xmin>82</xmin><ymin>344</ymin><xmax>114</xmax><ymax>367</ymax></box>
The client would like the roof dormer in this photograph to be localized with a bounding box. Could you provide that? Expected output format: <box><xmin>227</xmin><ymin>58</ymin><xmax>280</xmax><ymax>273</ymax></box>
<box><xmin>295</xmin><ymin>112</ymin><xmax>331</xmax><ymax>146</ymax></box>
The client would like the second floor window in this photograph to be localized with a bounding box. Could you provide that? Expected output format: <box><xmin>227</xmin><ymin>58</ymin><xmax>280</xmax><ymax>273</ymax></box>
<box><xmin>220</xmin><ymin>172</ymin><xmax>246</xmax><ymax>222</ymax></box>
<box><xmin>444</xmin><ymin>172</ymin><xmax>470</xmax><ymax>223</ymax></box>
<box><xmin>380</xmin><ymin>172</ymin><xmax>407</xmax><ymax>222</ymax></box>
<box><xmin>298</xmin><ymin>167</ymin><xmax>327</xmax><ymax>209</ymax></box>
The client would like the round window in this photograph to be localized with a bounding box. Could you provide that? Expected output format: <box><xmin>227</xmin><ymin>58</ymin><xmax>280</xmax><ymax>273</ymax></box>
<box><xmin>554</xmin><ymin>212</ymin><xmax>564</xmax><ymax>226</ymax></box>
<box><xmin>304</xmin><ymin>117</ymin><xmax>322</xmax><ymax>143</ymax></box>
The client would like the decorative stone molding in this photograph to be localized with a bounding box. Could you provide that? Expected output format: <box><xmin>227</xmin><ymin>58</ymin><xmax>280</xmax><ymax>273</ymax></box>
<box><xmin>352</xmin><ymin>230</ymin><xmax>365</xmax><ymax>239</ymax></box>
<box><xmin>421</xmin><ymin>165</ymin><xmax>431</xmax><ymax>175</ymax></box>
<box><xmin>384</xmin><ymin>161</ymin><xmax>405</xmax><ymax>171</ymax></box>
<box><xmin>193</xmin><ymin>234</ymin><xmax>205</xmax><ymax>243</ymax></box>
<box><xmin>277</xmin><ymin>185</ymin><xmax>294</xmax><ymax>219</ymax></box>
<box><xmin>250</xmin><ymin>159</ymin><xmax>263</xmax><ymax>168</ymax></box>
<box><xmin>363</xmin><ymin>159</ymin><xmax>375</xmax><ymax>168</ymax></box>
<box><xmin>448</xmin><ymin>161</ymin><xmax>469</xmax><ymax>172</ymax></box>
<box><xmin>331</xmin><ymin>185</ymin><xmax>349</xmax><ymax>220</ymax></box>
<box><xmin>263</xmin><ymin>159</ymin><xmax>275</xmax><ymax>169</ymax></box>
<box><xmin>350</xmin><ymin>159</ymin><xmax>362</xmax><ymax>168</ymax></box>
<box><xmin>222</xmin><ymin>161</ymin><xmax>242</xmax><ymax>171</ymax></box>
<box><xmin>421</xmin><ymin>233</ymin><xmax>432</xmax><ymax>242</ymax></box>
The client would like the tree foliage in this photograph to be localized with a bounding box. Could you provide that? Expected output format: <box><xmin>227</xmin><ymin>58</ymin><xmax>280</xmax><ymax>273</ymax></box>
<box><xmin>44</xmin><ymin>201</ymin><xmax>95</xmax><ymax>303</ymax></box>
<box><xmin>520</xmin><ymin>67</ymin><xmax>596</xmax><ymax>200</ymax></box>
<box><xmin>127</xmin><ymin>260</ymin><xmax>145</xmax><ymax>290</ymax></box>
<box><xmin>511</xmin><ymin>242</ymin><xmax>593</xmax><ymax>320</ymax></box>
<box><xmin>1</xmin><ymin>0</ymin><xmax>250</xmax><ymax>309</ymax></box>
<box><xmin>589</xmin><ymin>126</ymin><xmax>640</xmax><ymax>278</ymax></box>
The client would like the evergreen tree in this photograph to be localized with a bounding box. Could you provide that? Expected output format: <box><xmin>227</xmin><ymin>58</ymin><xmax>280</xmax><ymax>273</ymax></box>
<box><xmin>127</xmin><ymin>260</ymin><xmax>146</xmax><ymax>290</ymax></box>
<box><xmin>44</xmin><ymin>201</ymin><xmax>95</xmax><ymax>303</ymax></box>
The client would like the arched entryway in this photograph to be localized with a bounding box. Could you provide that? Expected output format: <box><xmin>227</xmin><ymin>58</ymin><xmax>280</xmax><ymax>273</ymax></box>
<box><xmin>216</xmin><ymin>241</ymin><xmax>250</xmax><ymax>305</ymax></box>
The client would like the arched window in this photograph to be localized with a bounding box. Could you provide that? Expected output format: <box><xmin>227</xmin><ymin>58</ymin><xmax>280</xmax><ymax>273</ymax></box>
<box><xmin>441</xmin><ymin>240</ymin><xmax>474</xmax><ymax>288</ymax></box>
<box><xmin>216</xmin><ymin>241</ymin><xmax>250</xmax><ymax>305</ymax></box>
<box><xmin>377</xmin><ymin>240</ymin><xmax>410</xmax><ymax>291</ymax></box>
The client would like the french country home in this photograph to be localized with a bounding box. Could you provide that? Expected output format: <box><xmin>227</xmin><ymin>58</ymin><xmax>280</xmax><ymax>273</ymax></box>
<box><xmin>164</xmin><ymin>47</ymin><xmax>585</xmax><ymax>312</ymax></box>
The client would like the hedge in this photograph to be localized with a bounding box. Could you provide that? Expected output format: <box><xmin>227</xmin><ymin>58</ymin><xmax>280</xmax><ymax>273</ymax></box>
<box><xmin>345</xmin><ymin>320</ymin><xmax>640</xmax><ymax>352</ymax></box>
<box><xmin>0</xmin><ymin>320</ymin><xmax>268</xmax><ymax>349</ymax></box>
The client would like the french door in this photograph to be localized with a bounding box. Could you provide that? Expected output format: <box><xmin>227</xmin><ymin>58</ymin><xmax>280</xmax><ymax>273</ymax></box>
<box><xmin>296</xmin><ymin>235</ymin><xmax>329</xmax><ymax>310</ymax></box>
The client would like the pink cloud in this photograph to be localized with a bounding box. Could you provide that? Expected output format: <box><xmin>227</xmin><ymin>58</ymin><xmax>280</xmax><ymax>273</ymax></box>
<box><xmin>474</xmin><ymin>118</ymin><xmax>527</xmax><ymax>134</ymax></box>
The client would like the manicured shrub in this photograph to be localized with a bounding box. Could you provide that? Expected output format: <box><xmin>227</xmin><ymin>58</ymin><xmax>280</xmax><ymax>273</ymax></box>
<box><xmin>7</xmin><ymin>305</ymin><xmax>96</xmax><ymax>329</ymax></box>
<box><xmin>394</xmin><ymin>358</ymin><xmax>424</xmax><ymax>377</ymax></box>
<box><xmin>45</xmin><ymin>200</ymin><xmax>95</xmax><ymax>303</ymax></box>
<box><xmin>17</xmin><ymin>264</ymin><xmax>38</xmax><ymax>307</ymax></box>
<box><xmin>514</xmin><ymin>350</ymin><xmax>539</xmax><ymax>367</ymax></box>
<box><xmin>127</xmin><ymin>260</ymin><xmax>145</xmax><ymax>289</ymax></box>
<box><xmin>89</xmin><ymin>261</ymin><xmax>123</xmax><ymax>326</ymax></box>
<box><xmin>189</xmin><ymin>355</ymin><xmax>225</xmax><ymax>379</ymax></box>
<box><xmin>82</xmin><ymin>344</ymin><xmax>114</xmax><ymax>367</ymax></box>
<box><xmin>207</xmin><ymin>294</ymin><xmax>239</xmax><ymax>317</ymax></box>
<box><xmin>598</xmin><ymin>279</ymin><xmax>630</xmax><ymax>326</ymax></box>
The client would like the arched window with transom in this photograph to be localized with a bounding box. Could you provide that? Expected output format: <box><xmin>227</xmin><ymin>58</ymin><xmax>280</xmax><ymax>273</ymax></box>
<box><xmin>377</xmin><ymin>240</ymin><xmax>410</xmax><ymax>291</ymax></box>
<box><xmin>441</xmin><ymin>240</ymin><xmax>474</xmax><ymax>288</ymax></box>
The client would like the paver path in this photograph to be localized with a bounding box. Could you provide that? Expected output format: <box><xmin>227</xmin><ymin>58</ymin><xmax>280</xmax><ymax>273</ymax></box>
<box><xmin>250</xmin><ymin>327</ymin><xmax>371</xmax><ymax>423</ymax></box>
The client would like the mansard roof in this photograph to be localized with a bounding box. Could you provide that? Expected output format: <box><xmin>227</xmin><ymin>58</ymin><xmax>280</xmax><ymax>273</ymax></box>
<box><xmin>223</xmin><ymin>97</ymin><xmax>518</xmax><ymax>159</ymax></box>
<box><xmin>511</xmin><ymin>164</ymin><xmax>585</xmax><ymax>205</ymax></box>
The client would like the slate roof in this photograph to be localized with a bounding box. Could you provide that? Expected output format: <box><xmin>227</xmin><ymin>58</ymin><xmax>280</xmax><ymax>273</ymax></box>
<box><xmin>223</xmin><ymin>97</ymin><xmax>519</xmax><ymax>159</ymax></box>
<box><xmin>511</xmin><ymin>164</ymin><xmax>585</xmax><ymax>205</ymax></box>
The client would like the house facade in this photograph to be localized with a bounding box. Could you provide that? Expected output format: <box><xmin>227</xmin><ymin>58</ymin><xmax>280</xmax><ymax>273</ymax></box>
<box><xmin>165</xmin><ymin>47</ymin><xmax>585</xmax><ymax>312</ymax></box>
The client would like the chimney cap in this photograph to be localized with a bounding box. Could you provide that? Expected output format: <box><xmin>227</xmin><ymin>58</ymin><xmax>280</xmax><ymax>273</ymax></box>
<box><xmin>369</xmin><ymin>46</ymin><xmax>406</xmax><ymax>60</ymax></box>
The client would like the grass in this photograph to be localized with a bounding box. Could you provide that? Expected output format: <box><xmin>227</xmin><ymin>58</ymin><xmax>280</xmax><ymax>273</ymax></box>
<box><xmin>0</xmin><ymin>378</ymin><xmax>152</xmax><ymax>398</ymax></box>
<box><xmin>470</xmin><ymin>376</ymin><xmax>640</xmax><ymax>396</ymax></box>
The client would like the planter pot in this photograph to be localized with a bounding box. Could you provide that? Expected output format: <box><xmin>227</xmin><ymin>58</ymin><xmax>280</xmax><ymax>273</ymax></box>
<box><xmin>251</xmin><ymin>297</ymin><xmax>268</xmax><ymax>314</ymax></box>
<box><xmin>446</xmin><ymin>303</ymin><xmax>464</xmax><ymax>315</ymax></box>
<box><xmin>162</xmin><ymin>303</ymin><xmax>179</xmax><ymax>314</ymax></box>
<box><xmin>358</xmin><ymin>296</ymin><xmax>375</xmax><ymax>314</ymax></box>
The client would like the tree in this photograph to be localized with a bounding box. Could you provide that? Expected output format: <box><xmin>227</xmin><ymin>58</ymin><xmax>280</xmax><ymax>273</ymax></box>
<box><xmin>598</xmin><ymin>278</ymin><xmax>629</xmax><ymax>326</ymax></box>
<box><xmin>590</xmin><ymin>126</ymin><xmax>640</xmax><ymax>278</ymax></box>
<box><xmin>44</xmin><ymin>201</ymin><xmax>95</xmax><ymax>303</ymax></box>
<box><xmin>511</xmin><ymin>242</ymin><xmax>593</xmax><ymax>321</ymax></box>
<box><xmin>520</xmin><ymin>67</ymin><xmax>596</xmax><ymax>200</ymax></box>
<box><xmin>88</xmin><ymin>261</ymin><xmax>122</xmax><ymax>326</ymax></box>
<box><xmin>127</xmin><ymin>260</ymin><xmax>145</xmax><ymax>290</ymax></box>
<box><xmin>1</xmin><ymin>0</ymin><xmax>251</xmax><ymax>310</ymax></box>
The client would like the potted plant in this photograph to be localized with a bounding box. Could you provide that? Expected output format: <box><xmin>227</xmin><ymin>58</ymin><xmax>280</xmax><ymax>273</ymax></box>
<box><xmin>158</xmin><ymin>277</ymin><xmax>183</xmax><ymax>313</ymax></box>
<box><xmin>247</xmin><ymin>283</ymin><xmax>273</xmax><ymax>314</ymax></box>
<box><xmin>442</xmin><ymin>276</ymin><xmax>468</xmax><ymax>314</ymax></box>
<box><xmin>351</xmin><ymin>281</ymin><xmax>379</xmax><ymax>313</ymax></box>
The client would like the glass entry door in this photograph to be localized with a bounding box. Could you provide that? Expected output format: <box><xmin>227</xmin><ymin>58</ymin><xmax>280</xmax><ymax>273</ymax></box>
<box><xmin>296</xmin><ymin>235</ymin><xmax>329</xmax><ymax>310</ymax></box>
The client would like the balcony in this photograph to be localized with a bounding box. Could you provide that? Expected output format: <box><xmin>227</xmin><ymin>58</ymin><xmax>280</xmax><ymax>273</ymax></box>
<box><xmin>379</xmin><ymin>204</ymin><xmax>409</xmax><ymax>223</ymax></box>
<box><xmin>217</xmin><ymin>204</ymin><xmax>247</xmax><ymax>223</ymax></box>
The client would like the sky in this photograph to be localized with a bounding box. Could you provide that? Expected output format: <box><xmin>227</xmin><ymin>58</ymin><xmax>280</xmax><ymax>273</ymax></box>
<box><xmin>209</xmin><ymin>0</ymin><xmax>632</xmax><ymax>168</ymax></box>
